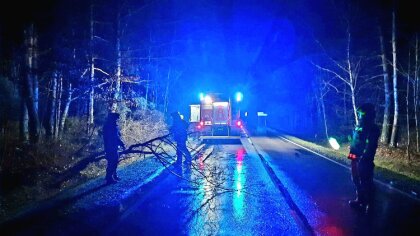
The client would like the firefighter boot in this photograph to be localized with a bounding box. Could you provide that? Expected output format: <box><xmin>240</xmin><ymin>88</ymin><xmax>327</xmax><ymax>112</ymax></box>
<box><xmin>348</xmin><ymin>192</ymin><xmax>364</xmax><ymax>210</ymax></box>
<box><xmin>364</xmin><ymin>192</ymin><xmax>375</xmax><ymax>215</ymax></box>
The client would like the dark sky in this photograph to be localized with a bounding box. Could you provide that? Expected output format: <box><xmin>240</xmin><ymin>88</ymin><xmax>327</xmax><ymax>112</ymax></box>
<box><xmin>0</xmin><ymin>1</ymin><xmax>417</xmax><ymax>29</ymax></box>
<box><xmin>1</xmin><ymin>0</ymin><xmax>418</xmax><ymax>49</ymax></box>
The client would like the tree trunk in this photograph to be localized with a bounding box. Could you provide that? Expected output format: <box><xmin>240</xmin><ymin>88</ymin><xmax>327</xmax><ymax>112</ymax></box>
<box><xmin>19</xmin><ymin>96</ymin><xmax>29</xmax><ymax>142</ymax></box>
<box><xmin>406</xmin><ymin>50</ymin><xmax>411</xmax><ymax>159</ymax></box>
<box><xmin>379</xmin><ymin>27</ymin><xmax>391</xmax><ymax>144</ymax></box>
<box><xmin>390</xmin><ymin>11</ymin><xmax>399</xmax><ymax>147</ymax></box>
<box><xmin>414</xmin><ymin>35</ymin><xmax>419</xmax><ymax>152</ymax></box>
<box><xmin>60</xmin><ymin>82</ymin><xmax>73</xmax><ymax>134</ymax></box>
<box><xmin>343</xmin><ymin>86</ymin><xmax>348</xmax><ymax>125</ymax></box>
<box><xmin>320</xmin><ymin>92</ymin><xmax>329</xmax><ymax>139</ymax></box>
<box><xmin>144</xmin><ymin>38</ymin><xmax>152</xmax><ymax>110</ymax></box>
<box><xmin>24</xmin><ymin>24</ymin><xmax>40</xmax><ymax>144</ymax></box>
<box><xmin>87</xmin><ymin>2</ymin><xmax>95</xmax><ymax>133</ymax></box>
<box><xmin>112</xmin><ymin>6</ymin><xmax>122</xmax><ymax>112</ymax></box>
<box><xmin>346</xmin><ymin>28</ymin><xmax>358</xmax><ymax>125</ymax></box>
<box><xmin>164</xmin><ymin>68</ymin><xmax>171</xmax><ymax>113</ymax></box>
<box><xmin>145</xmin><ymin>73</ymin><xmax>149</xmax><ymax>110</ymax></box>
<box><xmin>55</xmin><ymin>76</ymin><xmax>63</xmax><ymax>137</ymax></box>
<box><xmin>46</xmin><ymin>72</ymin><xmax>58</xmax><ymax>138</ymax></box>
<box><xmin>350</xmin><ymin>86</ymin><xmax>358</xmax><ymax>125</ymax></box>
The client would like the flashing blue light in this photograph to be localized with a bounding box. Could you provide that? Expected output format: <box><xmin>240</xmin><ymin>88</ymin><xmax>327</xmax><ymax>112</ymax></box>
<box><xmin>235</xmin><ymin>92</ymin><xmax>243</xmax><ymax>102</ymax></box>
<box><xmin>204</xmin><ymin>95</ymin><xmax>213</xmax><ymax>104</ymax></box>
<box><xmin>328</xmin><ymin>137</ymin><xmax>340</xmax><ymax>150</ymax></box>
<box><xmin>199</xmin><ymin>93</ymin><xmax>204</xmax><ymax>101</ymax></box>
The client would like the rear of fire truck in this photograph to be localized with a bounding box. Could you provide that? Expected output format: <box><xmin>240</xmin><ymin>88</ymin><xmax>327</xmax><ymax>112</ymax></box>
<box><xmin>190</xmin><ymin>92</ymin><xmax>244</xmax><ymax>140</ymax></box>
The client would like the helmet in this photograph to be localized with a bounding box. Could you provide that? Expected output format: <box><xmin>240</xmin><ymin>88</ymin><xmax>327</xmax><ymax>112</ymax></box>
<box><xmin>357</xmin><ymin>103</ymin><xmax>375</xmax><ymax>124</ymax></box>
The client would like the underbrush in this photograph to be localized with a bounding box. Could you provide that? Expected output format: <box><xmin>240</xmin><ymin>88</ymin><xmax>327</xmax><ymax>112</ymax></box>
<box><xmin>0</xmin><ymin>109</ymin><xmax>169</xmax><ymax>220</ymax></box>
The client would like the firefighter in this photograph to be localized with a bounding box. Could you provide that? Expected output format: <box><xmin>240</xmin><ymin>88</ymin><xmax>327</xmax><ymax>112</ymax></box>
<box><xmin>170</xmin><ymin>111</ymin><xmax>191</xmax><ymax>167</ymax></box>
<box><xmin>347</xmin><ymin>103</ymin><xmax>380</xmax><ymax>214</ymax></box>
<box><xmin>103</xmin><ymin>112</ymin><xmax>125</xmax><ymax>184</ymax></box>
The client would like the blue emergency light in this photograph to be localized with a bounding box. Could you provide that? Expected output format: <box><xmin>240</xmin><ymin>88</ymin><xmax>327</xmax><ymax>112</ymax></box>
<box><xmin>235</xmin><ymin>92</ymin><xmax>243</xmax><ymax>102</ymax></box>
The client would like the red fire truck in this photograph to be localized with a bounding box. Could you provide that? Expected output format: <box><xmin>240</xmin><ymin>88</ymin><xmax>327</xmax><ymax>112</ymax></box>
<box><xmin>190</xmin><ymin>92</ymin><xmax>244</xmax><ymax>137</ymax></box>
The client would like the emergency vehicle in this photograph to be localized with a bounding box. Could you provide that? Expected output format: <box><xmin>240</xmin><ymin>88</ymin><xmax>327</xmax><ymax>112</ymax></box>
<box><xmin>189</xmin><ymin>92</ymin><xmax>244</xmax><ymax>138</ymax></box>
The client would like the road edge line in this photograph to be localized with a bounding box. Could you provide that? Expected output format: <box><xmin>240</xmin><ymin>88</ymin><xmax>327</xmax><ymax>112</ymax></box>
<box><xmin>243</xmin><ymin>137</ymin><xmax>315</xmax><ymax>236</ymax></box>
<box><xmin>278</xmin><ymin>135</ymin><xmax>420</xmax><ymax>203</ymax></box>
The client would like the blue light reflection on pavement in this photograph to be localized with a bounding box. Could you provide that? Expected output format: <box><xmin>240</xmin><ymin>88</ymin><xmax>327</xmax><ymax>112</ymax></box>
<box><xmin>233</xmin><ymin>148</ymin><xmax>246</xmax><ymax>219</ymax></box>
<box><xmin>110</xmin><ymin>144</ymin><xmax>308</xmax><ymax>235</ymax></box>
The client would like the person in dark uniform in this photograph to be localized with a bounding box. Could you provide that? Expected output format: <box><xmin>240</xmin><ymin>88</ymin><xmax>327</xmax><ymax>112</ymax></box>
<box><xmin>347</xmin><ymin>103</ymin><xmax>380</xmax><ymax>214</ymax></box>
<box><xmin>170</xmin><ymin>111</ymin><xmax>191</xmax><ymax>167</ymax></box>
<box><xmin>103</xmin><ymin>112</ymin><xmax>125</xmax><ymax>184</ymax></box>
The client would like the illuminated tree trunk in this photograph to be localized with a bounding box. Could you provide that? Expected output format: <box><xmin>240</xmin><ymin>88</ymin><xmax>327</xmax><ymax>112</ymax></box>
<box><xmin>343</xmin><ymin>86</ymin><xmax>348</xmax><ymax>125</ymax></box>
<box><xmin>55</xmin><ymin>76</ymin><xmax>63</xmax><ymax>137</ymax></box>
<box><xmin>313</xmin><ymin>75</ymin><xmax>329</xmax><ymax>140</ymax></box>
<box><xmin>390</xmin><ymin>11</ymin><xmax>399</xmax><ymax>147</ymax></box>
<box><xmin>406</xmin><ymin>50</ymin><xmax>411</xmax><ymax>159</ymax></box>
<box><xmin>346</xmin><ymin>29</ymin><xmax>358</xmax><ymax>125</ymax></box>
<box><xmin>164</xmin><ymin>68</ymin><xmax>171</xmax><ymax>113</ymax></box>
<box><xmin>144</xmin><ymin>73</ymin><xmax>149</xmax><ymax>110</ymax></box>
<box><xmin>87</xmin><ymin>2</ymin><xmax>95</xmax><ymax>133</ymax></box>
<box><xmin>23</xmin><ymin>24</ymin><xmax>40</xmax><ymax>144</ymax></box>
<box><xmin>414</xmin><ymin>35</ymin><xmax>419</xmax><ymax>152</ymax></box>
<box><xmin>46</xmin><ymin>71</ymin><xmax>58</xmax><ymax>138</ymax></box>
<box><xmin>379</xmin><ymin>27</ymin><xmax>391</xmax><ymax>144</ymax></box>
<box><xmin>112</xmin><ymin>5</ymin><xmax>122</xmax><ymax>113</ymax></box>
<box><xmin>320</xmin><ymin>91</ymin><xmax>328</xmax><ymax>139</ymax></box>
<box><xmin>144</xmin><ymin>33</ymin><xmax>152</xmax><ymax>110</ymax></box>
<box><xmin>60</xmin><ymin>82</ymin><xmax>73</xmax><ymax>134</ymax></box>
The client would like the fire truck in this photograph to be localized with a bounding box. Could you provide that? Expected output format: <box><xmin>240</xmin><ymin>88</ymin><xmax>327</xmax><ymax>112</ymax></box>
<box><xmin>189</xmin><ymin>92</ymin><xmax>244</xmax><ymax>138</ymax></box>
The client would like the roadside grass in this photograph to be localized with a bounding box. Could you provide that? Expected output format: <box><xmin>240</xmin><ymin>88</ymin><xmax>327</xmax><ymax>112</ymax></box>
<box><xmin>282</xmin><ymin>134</ymin><xmax>420</xmax><ymax>197</ymax></box>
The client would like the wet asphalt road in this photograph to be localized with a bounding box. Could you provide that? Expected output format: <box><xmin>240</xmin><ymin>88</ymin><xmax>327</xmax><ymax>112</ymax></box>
<box><xmin>2</xmin><ymin>135</ymin><xmax>420</xmax><ymax>235</ymax></box>
<box><xmin>106</xmin><ymin>141</ymin><xmax>310</xmax><ymax>236</ymax></box>
<box><xmin>251</xmin><ymin>135</ymin><xmax>420</xmax><ymax>236</ymax></box>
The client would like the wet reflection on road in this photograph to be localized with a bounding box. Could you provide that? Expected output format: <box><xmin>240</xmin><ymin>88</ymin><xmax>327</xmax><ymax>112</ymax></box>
<box><xmin>233</xmin><ymin>147</ymin><xmax>246</xmax><ymax>219</ymax></box>
<box><xmin>183</xmin><ymin>145</ymin><xmax>303</xmax><ymax>235</ymax></box>
<box><xmin>111</xmin><ymin>144</ymin><xmax>305</xmax><ymax>235</ymax></box>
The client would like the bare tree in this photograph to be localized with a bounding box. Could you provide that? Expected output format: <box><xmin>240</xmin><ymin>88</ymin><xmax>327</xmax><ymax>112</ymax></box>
<box><xmin>46</xmin><ymin>71</ymin><xmax>58</xmax><ymax>138</ymax></box>
<box><xmin>17</xmin><ymin>58</ymin><xmax>29</xmax><ymax>142</ymax></box>
<box><xmin>390</xmin><ymin>10</ymin><xmax>399</xmax><ymax>147</ymax></box>
<box><xmin>414</xmin><ymin>35</ymin><xmax>419</xmax><ymax>152</ymax></box>
<box><xmin>55</xmin><ymin>76</ymin><xmax>63</xmax><ymax>137</ymax></box>
<box><xmin>406</xmin><ymin>50</ymin><xmax>411</xmax><ymax>159</ymax></box>
<box><xmin>59</xmin><ymin>82</ymin><xmax>73</xmax><ymax>134</ymax></box>
<box><xmin>23</xmin><ymin>24</ymin><xmax>40</xmax><ymax>144</ymax></box>
<box><xmin>111</xmin><ymin>1</ymin><xmax>123</xmax><ymax>112</ymax></box>
<box><xmin>87</xmin><ymin>1</ymin><xmax>96</xmax><ymax>133</ymax></box>
<box><xmin>379</xmin><ymin>27</ymin><xmax>391</xmax><ymax>144</ymax></box>
<box><xmin>313</xmin><ymin>25</ymin><xmax>363</xmax><ymax>125</ymax></box>
<box><xmin>313</xmin><ymin>74</ymin><xmax>337</xmax><ymax>140</ymax></box>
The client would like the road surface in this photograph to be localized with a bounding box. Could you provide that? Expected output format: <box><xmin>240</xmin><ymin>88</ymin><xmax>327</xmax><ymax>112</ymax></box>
<box><xmin>1</xmin><ymin>135</ymin><xmax>420</xmax><ymax>235</ymax></box>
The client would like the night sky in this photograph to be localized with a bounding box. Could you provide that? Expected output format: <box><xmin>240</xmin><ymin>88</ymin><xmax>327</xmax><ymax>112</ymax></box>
<box><xmin>0</xmin><ymin>0</ymin><xmax>420</xmax><ymax>53</ymax></box>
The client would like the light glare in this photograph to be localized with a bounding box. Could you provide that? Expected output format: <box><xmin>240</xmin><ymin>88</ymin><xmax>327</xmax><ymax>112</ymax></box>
<box><xmin>328</xmin><ymin>137</ymin><xmax>340</xmax><ymax>150</ymax></box>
